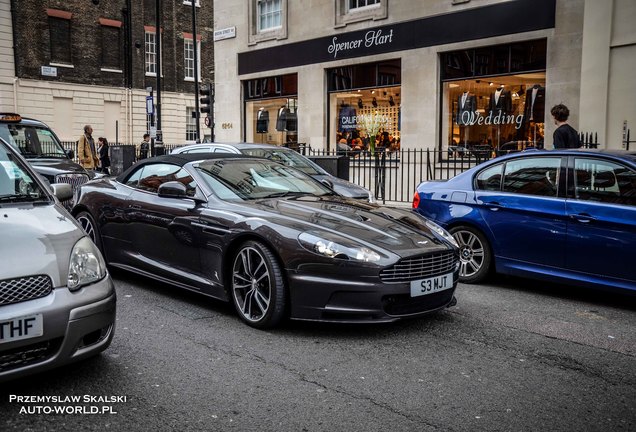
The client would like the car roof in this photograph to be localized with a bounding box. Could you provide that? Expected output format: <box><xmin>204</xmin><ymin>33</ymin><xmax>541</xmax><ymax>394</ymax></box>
<box><xmin>115</xmin><ymin>152</ymin><xmax>250</xmax><ymax>182</ymax></box>
<box><xmin>493</xmin><ymin>148</ymin><xmax>636</xmax><ymax>164</ymax></box>
<box><xmin>0</xmin><ymin>115</ymin><xmax>50</xmax><ymax>128</ymax></box>
<box><xmin>177</xmin><ymin>142</ymin><xmax>291</xmax><ymax>151</ymax></box>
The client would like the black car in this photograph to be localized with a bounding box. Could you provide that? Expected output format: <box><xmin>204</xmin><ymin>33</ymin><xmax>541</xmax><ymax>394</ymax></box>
<box><xmin>0</xmin><ymin>113</ymin><xmax>92</xmax><ymax>206</ymax></box>
<box><xmin>72</xmin><ymin>153</ymin><xmax>459</xmax><ymax>328</ymax></box>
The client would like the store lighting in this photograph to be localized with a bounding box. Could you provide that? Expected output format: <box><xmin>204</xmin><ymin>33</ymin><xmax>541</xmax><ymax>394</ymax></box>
<box><xmin>489</xmin><ymin>82</ymin><xmax>494</xmax><ymax>86</ymax></box>
<box><xmin>371</xmin><ymin>90</ymin><xmax>375</xmax><ymax>94</ymax></box>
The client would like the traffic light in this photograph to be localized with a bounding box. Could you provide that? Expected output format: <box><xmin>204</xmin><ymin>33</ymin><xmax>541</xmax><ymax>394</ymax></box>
<box><xmin>199</xmin><ymin>83</ymin><xmax>213</xmax><ymax>114</ymax></box>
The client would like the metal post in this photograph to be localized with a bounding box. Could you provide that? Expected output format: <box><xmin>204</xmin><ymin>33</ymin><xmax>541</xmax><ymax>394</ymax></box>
<box><xmin>191</xmin><ymin>0</ymin><xmax>200</xmax><ymax>142</ymax></box>
<box><xmin>155</xmin><ymin>0</ymin><xmax>162</xmax><ymax>155</ymax></box>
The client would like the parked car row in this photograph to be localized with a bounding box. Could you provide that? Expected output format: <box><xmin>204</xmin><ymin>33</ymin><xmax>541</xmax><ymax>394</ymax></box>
<box><xmin>3</xmin><ymin>117</ymin><xmax>636</xmax><ymax>384</ymax></box>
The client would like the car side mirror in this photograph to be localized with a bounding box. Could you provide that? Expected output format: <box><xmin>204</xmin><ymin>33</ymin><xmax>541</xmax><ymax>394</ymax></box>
<box><xmin>51</xmin><ymin>183</ymin><xmax>73</xmax><ymax>201</ymax></box>
<box><xmin>320</xmin><ymin>179</ymin><xmax>334</xmax><ymax>189</ymax></box>
<box><xmin>158</xmin><ymin>181</ymin><xmax>188</xmax><ymax>198</ymax></box>
<box><xmin>66</xmin><ymin>149</ymin><xmax>75</xmax><ymax>159</ymax></box>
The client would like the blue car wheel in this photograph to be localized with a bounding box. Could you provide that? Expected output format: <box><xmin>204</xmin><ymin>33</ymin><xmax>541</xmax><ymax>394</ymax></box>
<box><xmin>449</xmin><ymin>225</ymin><xmax>492</xmax><ymax>284</ymax></box>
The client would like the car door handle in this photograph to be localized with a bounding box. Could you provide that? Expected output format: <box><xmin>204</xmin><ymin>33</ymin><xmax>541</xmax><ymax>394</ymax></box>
<box><xmin>486</xmin><ymin>201</ymin><xmax>503</xmax><ymax>211</ymax></box>
<box><xmin>570</xmin><ymin>213</ymin><xmax>596</xmax><ymax>223</ymax></box>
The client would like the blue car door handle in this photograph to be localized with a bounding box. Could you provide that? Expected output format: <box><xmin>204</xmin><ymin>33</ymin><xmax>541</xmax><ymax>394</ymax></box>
<box><xmin>570</xmin><ymin>213</ymin><xmax>596</xmax><ymax>223</ymax></box>
<box><xmin>487</xmin><ymin>201</ymin><xmax>502</xmax><ymax>211</ymax></box>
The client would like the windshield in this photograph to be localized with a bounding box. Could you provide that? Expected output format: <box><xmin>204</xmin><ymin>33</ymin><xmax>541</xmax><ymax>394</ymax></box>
<box><xmin>0</xmin><ymin>141</ymin><xmax>48</xmax><ymax>203</ymax></box>
<box><xmin>0</xmin><ymin>123</ymin><xmax>67</xmax><ymax>158</ymax></box>
<box><xmin>196</xmin><ymin>159</ymin><xmax>334</xmax><ymax>201</ymax></box>
<box><xmin>240</xmin><ymin>148</ymin><xmax>325</xmax><ymax>176</ymax></box>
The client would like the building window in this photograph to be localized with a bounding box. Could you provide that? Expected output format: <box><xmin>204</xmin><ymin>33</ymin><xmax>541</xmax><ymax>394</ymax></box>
<box><xmin>183</xmin><ymin>0</ymin><xmax>200</xmax><ymax>6</ymax></box>
<box><xmin>184</xmin><ymin>38</ymin><xmax>200</xmax><ymax>81</ymax></box>
<box><xmin>348</xmin><ymin>0</ymin><xmax>380</xmax><ymax>10</ymax></box>
<box><xmin>335</xmin><ymin>0</ymin><xmax>386</xmax><ymax>27</ymax></box>
<box><xmin>186</xmin><ymin>107</ymin><xmax>197</xmax><ymax>142</ymax></box>
<box><xmin>258</xmin><ymin>0</ymin><xmax>282</xmax><ymax>31</ymax></box>
<box><xmin>248</xmin><ymin>0</ymin><xmax>287</xmax><ymax>44</ymax></box>
<box><xmin>49</xmin><ymin>17</ymin><xmax>72</xmax><ymax>64</ymax></box>
<box><xmin>145</xmin><ymin>32</ymin><xmax>157</xmax><ymax>75</ymax></box>
<box><xmin>101</xmin><ymin>25</ymin><xmax>122</xmax><ymax>70</ymax></box>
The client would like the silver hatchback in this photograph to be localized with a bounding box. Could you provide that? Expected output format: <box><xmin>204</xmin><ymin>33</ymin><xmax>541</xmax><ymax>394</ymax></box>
<box><xmin>0</xmin><ymin>137</ymin><xmax>116</xmax><ymax>382</ymax></box>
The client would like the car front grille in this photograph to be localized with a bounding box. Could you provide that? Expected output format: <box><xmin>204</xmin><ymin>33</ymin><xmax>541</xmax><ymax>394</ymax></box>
<box><xmin>55</xmin><ymin>173</ymin><xmax>89</xmax><ymax>191</ymax></box>
<box><xmin>0</xmin><ymin>275</ymin><xmax>53</xmax><ymax>306</ymax></box>
<box><xmin>380</xmin><ymin>251</ymin><xmax>458</xmax><ymax>283</ymax></box>
<box><xmin>0</xmin><ymin>338</ymin><xmax>62</xmax><ymax>372</ymax></box>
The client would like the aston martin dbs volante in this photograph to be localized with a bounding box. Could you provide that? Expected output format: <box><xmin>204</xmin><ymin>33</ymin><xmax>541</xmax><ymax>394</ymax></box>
<box><xmin>72</xmin><ymin>153</ymin><xmax>459</xmax><ymax>328</ymax></box>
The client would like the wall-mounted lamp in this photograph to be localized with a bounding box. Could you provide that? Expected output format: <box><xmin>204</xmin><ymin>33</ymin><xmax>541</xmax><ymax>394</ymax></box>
<box><xmin>372</xmin><ymin>97</ymin><xmax>378</xmax><ymax>108</ymax></box>
<box><xmin>388</xmin><ymin>96</ymin><xmax>395</xmax><ymax>106</ymax></box>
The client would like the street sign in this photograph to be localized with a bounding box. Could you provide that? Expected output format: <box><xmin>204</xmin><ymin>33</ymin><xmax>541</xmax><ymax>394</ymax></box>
<box><xmin>150</xmin><ymin>126</ymin><xmax>157</xmax><ymax>138</ymax></box>
<box><xmin>214</xmin><ymin>26</ymin><xmax>236</xmax><ymax>41</ymax></box>
<box><xmin>204</xmin><ymin>116</ymin><xmax>211</xmax><ymax>127</ymax></box>
<box><xmin>146</xmin><ymin>96</ymin><xmax>154</xmax><ymax>115</ymax></box>
<box><xmin>41</xmin><ymin>66</ymin><xmax>57</xmax><ymax>77</ymax></box>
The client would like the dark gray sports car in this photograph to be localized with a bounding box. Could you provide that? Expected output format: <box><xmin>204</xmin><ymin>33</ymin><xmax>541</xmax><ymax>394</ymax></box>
<box><xmin>72</xmin><ymin>153</ymin><xmax>459</xmax><ymax>328</ymax></box>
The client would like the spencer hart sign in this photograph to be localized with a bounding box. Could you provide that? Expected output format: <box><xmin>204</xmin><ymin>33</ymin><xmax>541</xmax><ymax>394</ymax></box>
<box><xmin>328</xmin><ymin>29</ymin><xmax>394</xmax><ymax>59</ymax></box>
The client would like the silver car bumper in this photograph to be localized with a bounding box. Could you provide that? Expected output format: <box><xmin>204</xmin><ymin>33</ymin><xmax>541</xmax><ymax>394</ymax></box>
<box><xmin>0</xmin><ymin>276</ymin><xmax>116</xmax><ymax>382</ymax></box>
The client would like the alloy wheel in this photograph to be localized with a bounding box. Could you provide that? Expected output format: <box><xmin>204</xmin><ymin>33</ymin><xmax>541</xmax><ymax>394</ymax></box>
<box><xmin>452</xmin><ymin>230</ymin><xmax>485</xmax><ymax>278</ymax></box>
<box><xmin>232</xmin><ymin>246</ymin><xmax>272</xmax><ymax>323</ymax></box>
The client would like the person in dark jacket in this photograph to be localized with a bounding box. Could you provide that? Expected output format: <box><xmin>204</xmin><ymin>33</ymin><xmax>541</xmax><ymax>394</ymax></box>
<box><xmin>551</xmin><ymin>104</ymin><xmax>581</xmax><ymax>149</ymax></box>
<box><xmin>97</xmin><ymin>137</ymin><xmax>111</xmax><ymax>175</ymax></box>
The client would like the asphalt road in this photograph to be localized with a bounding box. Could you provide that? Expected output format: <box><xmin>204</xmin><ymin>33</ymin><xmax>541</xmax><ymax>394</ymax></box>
<box><xmin>2</xmin><ymin>270</ymin><xmax>635</xmax><ymax>432</ymax></box>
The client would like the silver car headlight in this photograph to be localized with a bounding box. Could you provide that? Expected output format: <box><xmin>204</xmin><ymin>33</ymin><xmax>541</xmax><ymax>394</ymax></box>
<box><xmin>68</xmin><ymin>237</ymin><xmax>107</xmax><ymax>291</ymax></box>
<box><xmin>298</xmin><ymin>232</ymin><xmax>381</xmax><ymax>262</ymax></box>
<box><xmin>425</xmin><ymin>220</ymin><xmax>459</xmax><ymax>248</ymax></box>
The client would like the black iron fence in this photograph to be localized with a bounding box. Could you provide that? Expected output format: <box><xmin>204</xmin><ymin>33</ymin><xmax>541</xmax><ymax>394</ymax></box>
<box><xmin>59</xmin><ymin>129</ymin><xmax>615</xmax><ymax>204</ymax></box>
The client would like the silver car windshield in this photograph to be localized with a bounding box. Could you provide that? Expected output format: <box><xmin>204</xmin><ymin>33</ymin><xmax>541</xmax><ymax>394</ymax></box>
<box><xmin>0</xmin><ymin>143</ymin><xmax>48</xmax><ymax>203</ymax></box>
<box><xmin>196</xmin><ymin>159</ymin><xmax>334</xmax><ymax>201</ymax></box>
<box><xmin>0</xmin><ymin>123</ymin><xmax>67</xmax><ymax>158</ymax></box>
<box><xmin>240</xmin><ymin>148</ymin><xmax>325</xmax><ymax>176</ymax></box>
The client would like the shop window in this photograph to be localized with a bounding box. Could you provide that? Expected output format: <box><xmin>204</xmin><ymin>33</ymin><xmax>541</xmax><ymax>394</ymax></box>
<box><xmin>48</xmin><ymin>16</ymin><xmax>72</xmax><ymax>65</ymax></box>
<box><xmin>335</xmin><ymin>0</ymin><xmax>387</xmax><ymax>27</ymax></box>
<box><xmin>441</xmin><ymin>40</ymin><xmax>547</xmax><ymax>157</ymax></box>
<box><xmin>248</xmin><ymin>0</ymin><xmax>287</xmax><ymax>44</ymax></box>
<box><xmin>243</xmin><ymin>74</ymin><xmax>298</xmax><ymax>145</ymax></box>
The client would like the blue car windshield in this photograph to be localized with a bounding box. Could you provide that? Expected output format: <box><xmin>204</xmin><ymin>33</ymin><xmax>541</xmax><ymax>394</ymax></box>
<box><xmin>196</xmin><ymin>159</ymin><xmax>334</xmax><ymax>201</ymax></box>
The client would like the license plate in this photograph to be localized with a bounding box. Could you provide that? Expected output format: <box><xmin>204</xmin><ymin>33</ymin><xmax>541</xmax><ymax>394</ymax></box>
<box><xmin>410</xmin><ymin>272</ymin><xmax>454</xmax><ymax>297</ymax></box>
<box><xmin>0</xmin><ymin>314</ymin><xmax>44</xmax><ymax>344</ymax></box>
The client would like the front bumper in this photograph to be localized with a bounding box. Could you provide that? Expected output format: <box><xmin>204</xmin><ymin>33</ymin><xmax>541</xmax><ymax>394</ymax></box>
<box><xmin>287</xmin><ymin>269</ymin><xmax>459</xmax><ymax>323</ymax></box>
<box><xmin>0</xmin><ymin>275</ymin><xmax>116</xmax><ymax>382</ymax></box>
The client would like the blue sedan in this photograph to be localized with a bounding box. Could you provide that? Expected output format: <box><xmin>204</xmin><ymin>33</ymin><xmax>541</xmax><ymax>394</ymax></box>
<box><xmin>413</xmin><ymin>149</ymin><xmax>636</xmax><ymax>292</ymax></box>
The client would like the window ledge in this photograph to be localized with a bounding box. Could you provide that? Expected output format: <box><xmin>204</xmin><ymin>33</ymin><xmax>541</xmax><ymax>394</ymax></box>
<box><xmin>50</xmin><ymin>62</ymin><xmax>74</xmax><ymax>69</ymax></box>
<box><xmin>101</xmin><ymin>68</ymin><xmax>123</xmax><ymax>73</ymax></box>
<box><xmin>184</xmin><ymin>78</ymin><xmax>202</xmax><ymax>82</ymax></box>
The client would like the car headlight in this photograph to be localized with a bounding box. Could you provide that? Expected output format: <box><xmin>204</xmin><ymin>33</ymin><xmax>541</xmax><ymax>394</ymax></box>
<box><xmin>425</xmin><ymin>220</ymin><xmax>459</xmax><ymax>248</ymax></box>
<box><xmin>68</xmin><ymin>237</ymin><xmax>107</xmax><ymax>291</ymax></box>
<box><xmin>298</xmin><ymin>232</ymin><xmax>381</xmax><ymax>262</ymax></box>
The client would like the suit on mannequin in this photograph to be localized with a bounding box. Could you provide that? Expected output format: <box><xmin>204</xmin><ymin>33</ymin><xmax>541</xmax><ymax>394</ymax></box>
<box><xmin>276</xmin><ymin>106</ymin><xmax>288</xmax><ymax>131</ymax></box>
<box><xmin>256</xmin><ymin>108</ymin><xmax>269</xmax><ymax>133</ymax></box>
<box><xmin>456</xmin><ymin>92</ymin><xmax>477</xmax><ymax>125</ymax></box>
<box><xmin>524</xmin><ymin>85</ymin><xmax>545</xmax><ymax>122</ymax></box>
<box><xmin>488</xmin><ymin>87</ymin><xmax>512</xmax><ymax>116</ymax></box>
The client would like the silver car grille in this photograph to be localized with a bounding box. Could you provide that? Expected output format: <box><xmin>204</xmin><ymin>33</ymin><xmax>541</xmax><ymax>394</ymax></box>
<box><xmin>55</xmin><ymin>173</ymin><xmax>89</xmax><ymax>193</ymax></box>
<box><xmin>380</xmin><ymin>251</ymin><xmax>458</xmax><ymax>282</ymax></box>
<box><xmin>0</xmin><ymin>275</ymin><xmax>53</xmax><ymax>306</ymax></box>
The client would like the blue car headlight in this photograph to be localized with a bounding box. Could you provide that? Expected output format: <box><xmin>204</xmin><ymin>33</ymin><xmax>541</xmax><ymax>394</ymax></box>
<box><xmin>425</xmin><ymin>220</ymin><xmax>459</xmax><ymax>248</ymax></box>
<box><xmin>298</xmin><ymin>232</ymin><xmax>381</xmax><ymax>262</ymax></box>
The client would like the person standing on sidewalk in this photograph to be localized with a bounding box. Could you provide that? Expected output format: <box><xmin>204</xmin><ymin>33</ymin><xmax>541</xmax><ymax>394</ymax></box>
<box><xmin>551</xmin><ymin>104</ymin><xmax>581</xmax><ymax>149</ymax></box>
<box><xmin>97</xmin><ymin>137</ymin><xmax>111</xmax><ymax>175</ymax></box>
<box><xmin>139</xmin><ymin>133</ymin><xmax>150</xmax><ymax>160</ymax></box>
<box><xmin>78</xmin><ymin>125</ymin><xmax>99</xmax><ymax>170</ymax></box>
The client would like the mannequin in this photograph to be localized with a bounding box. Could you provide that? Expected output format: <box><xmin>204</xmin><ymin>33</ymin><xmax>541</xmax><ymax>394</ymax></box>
<box><xmin>524</xmin><ymin>84</ymin><xmax>545</xmax><ymax>122</ymax></box>
<box><xmin>456</xmin><ymin>91</ymin><xmax>477</xmax><ymax>125</ymax></box>
<box><xmin>275</xmin><ymin>105</ymin><xmax>288</xmax><ymax>131</ymax></box>
<box><xmin>488</xmin><ymin>86</ymin><xmax>512</xmax><ymax>116</ymax></box>
<box><xmin>256</xmin><ymin>107</ymin><xmax>269</xmax><ymax>133</ymax></box>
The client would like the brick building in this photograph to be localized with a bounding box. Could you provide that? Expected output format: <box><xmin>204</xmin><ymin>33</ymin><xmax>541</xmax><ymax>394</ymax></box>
<box><xmin>0</xmin><ymin>0</ymin><xmax>214</xmax><ymax>145</ymax></box>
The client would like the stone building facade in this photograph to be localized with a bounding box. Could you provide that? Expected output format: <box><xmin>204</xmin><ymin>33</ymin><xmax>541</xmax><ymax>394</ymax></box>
<box><xmin>212</xmin><ymin>0</ymin><xmax>635</xmax><ymax>152</ymax></box>
<box><xmin>0</xmin><ymin>0</ymin><xmax>215</xmax><ymax>145</ymax></box>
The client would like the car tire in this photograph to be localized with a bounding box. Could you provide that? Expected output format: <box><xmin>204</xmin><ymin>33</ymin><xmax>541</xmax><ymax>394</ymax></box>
<box><xmin>449</xmin><ymin>225</ymin><xmax>492</xmax><ymax>284</ymax></box>
<box><xmin>230</xmin><ymin>240</ymin><xmax>286</xmax><ymax>329</ymax></box>
<box><xmin>76</xmin><ymin>211</ymin><xmax>103</xmax><ymax>252</ymax></box>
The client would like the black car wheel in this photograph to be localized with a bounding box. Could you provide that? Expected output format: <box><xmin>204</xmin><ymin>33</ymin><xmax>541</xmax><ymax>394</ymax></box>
<box><xmin>449</xmin><ymin>225</ymin><xmax>492</xmax><ymax>284</ymax></box>
<box><xmin>231</xmin><ymin>241</ymin><xmax>286</xmax><ymax>329</ymax></box>
<box><xmin>76</xmin><ymin>211</ymin><xmax>103</xmax><ymax>251</ymax></box>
